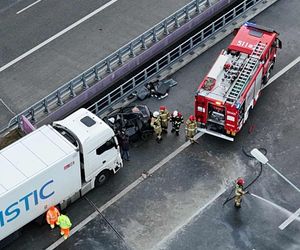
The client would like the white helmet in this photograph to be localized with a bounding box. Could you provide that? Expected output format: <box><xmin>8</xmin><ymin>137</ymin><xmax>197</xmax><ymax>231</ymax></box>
<box><xmin>173</xmin><ymin>110</ymin><xmax>178</xmax><ymax>117</ymax></box>
<box><xmin>108</xmin><ymin>117</ymin><xmax>115</xmax><ymax>123</ymax></box>
<box><xmin>153</xmin><ymin>111</ymin><xmax>159</xmax><ymax>118</ymax></box>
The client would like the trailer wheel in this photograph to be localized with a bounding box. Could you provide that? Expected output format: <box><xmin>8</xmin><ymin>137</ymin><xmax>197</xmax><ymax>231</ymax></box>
<box><xmin>95</xmin><ymin>170</ymin><xmax>111</xmax><ymax>186</ymax></box>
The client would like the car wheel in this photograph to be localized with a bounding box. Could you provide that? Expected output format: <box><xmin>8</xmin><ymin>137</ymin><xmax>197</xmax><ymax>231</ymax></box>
<box><xmin>141</xmin><ymin>133</ymin><xmax>148</xmax><ymax>141</ymax></box>
<box><xmin>95</xmin><ymin>170</ymin><xmax>111</xmax><ymax>186</ymax></box>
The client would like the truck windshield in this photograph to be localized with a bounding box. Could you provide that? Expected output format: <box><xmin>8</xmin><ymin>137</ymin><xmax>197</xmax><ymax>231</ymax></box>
<box><xmin>53</xmin><ymin>126</ymin><xmax>78</xmax><ymax>147</ymax></box>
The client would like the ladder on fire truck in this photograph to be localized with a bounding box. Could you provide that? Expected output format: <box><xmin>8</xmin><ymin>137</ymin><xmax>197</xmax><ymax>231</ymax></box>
<box><xmin>225</xmin><ymin>42</ymin><xmax>267</xmax><ymax>105</ymax></box>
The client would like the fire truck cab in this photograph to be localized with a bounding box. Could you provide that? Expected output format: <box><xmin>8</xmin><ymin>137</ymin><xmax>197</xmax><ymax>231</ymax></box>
<box><xmin>195</xmin><ymin>22</ymin><xmax>281</xmax><ymax>141</ymax></box>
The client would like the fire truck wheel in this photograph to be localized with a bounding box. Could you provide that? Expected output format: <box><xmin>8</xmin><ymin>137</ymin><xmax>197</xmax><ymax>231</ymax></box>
<box><xmin>263</xmin><ymin>61</ymin><xmax>274</xmax><ymax>85</ymax></box>
<box><xmin>95</xmin><ymin>170</ymin><xmax>111</xmax><ymax>186</ymax></box>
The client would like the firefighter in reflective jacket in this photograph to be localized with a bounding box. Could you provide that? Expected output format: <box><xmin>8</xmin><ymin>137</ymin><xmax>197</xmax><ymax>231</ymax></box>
<box><xmin>151</xmin><ymin>111</ymin><xmax>162</xmax><ymax>143</ymax></box>
<box><xmin>185</xmin><ymin>115</ymin><xmax>197</xmax><ymax>142</ymax></box>
<box><xmin>46</xmin><ymin>206</ymin><xmax>60</xmax><ymax>229</ymax></box>
<box><xmin>170</xmin><ymin>110</ymin><xmax>184</xmax><ymax>136</ymax></box>
<box><xmin>234</xmin><ymin>177</ymin><xmax>246</xmax><ymax>208</ymax></box>
<box><xmin>159</xmin><ymin>106</ymin><xmax>170</xmax><ymax>133</ymax></box>
<box><xmin>56</xmin><ymin>214</ymin><xmax>72</xmax><ymax>239</ymax></box>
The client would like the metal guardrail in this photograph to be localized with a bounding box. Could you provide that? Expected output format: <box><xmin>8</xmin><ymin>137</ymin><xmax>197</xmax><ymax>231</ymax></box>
<box><xmin>88</xmin><ymin>0</ymin><xmax>266</xmax><ymax>117</ymax></box>
<box><xmin>2</xmin><ymin>0</ymin><xmax>212</xmax><ymax>133</ymax></box>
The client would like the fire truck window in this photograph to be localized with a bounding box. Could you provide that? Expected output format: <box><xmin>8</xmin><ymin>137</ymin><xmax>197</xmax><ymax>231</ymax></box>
<box><xmin>249</xmin><ymin>29</ymin><xmax>263</xmax><ymax>38</ymax></box>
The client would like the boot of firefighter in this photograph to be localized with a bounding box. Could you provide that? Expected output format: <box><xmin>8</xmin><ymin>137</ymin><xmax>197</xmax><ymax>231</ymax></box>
<box><xmin>190</xmin><ymin>138</ymin><xmax>195</xmax><ymax>144</ymax></box>
<box><xmin>156</xmin><ymin>135</ymin><xmax>162</xmax><ymax>143</ymax></box>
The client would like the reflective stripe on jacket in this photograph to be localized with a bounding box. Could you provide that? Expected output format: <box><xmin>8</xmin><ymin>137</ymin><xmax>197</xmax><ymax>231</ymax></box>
<box><xmin>186</xmin><ymin>120</ymin><xmax>197</xmax><ymax>131</ymax></box>
<box><xmin>159</xmin><ymin>110</ymin><xmax>169</xmax><ymax>122</ymax></box>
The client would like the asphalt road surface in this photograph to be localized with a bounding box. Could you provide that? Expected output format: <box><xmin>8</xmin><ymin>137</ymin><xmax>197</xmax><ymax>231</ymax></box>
<box><xmin>3</xmin><ymin>0</ymin><xmax>300</xmax><ymax>249</ymax></box>
<box><xmin>0</xmin><ymin>0</ymin><xmax>192</xmax><ymax>129</ymax></box>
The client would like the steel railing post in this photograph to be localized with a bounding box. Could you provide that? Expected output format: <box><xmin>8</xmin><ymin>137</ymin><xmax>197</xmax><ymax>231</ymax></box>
<box><xmin>152</xmin><ymin>27</ymin><xmax>158</xmax><ymax>42</ymax></box>
<box><xmin>106</xmin><ymin>58</ymin><xmax>112</xmax><ymax>73</ymax></box>
<box><xmin>174</xmin><ymin>14</ymin><xmax>180</xmax><ymax>28</ymax></box>
<box><xmin>43</xmin><ymin>99</ymin><xmax>49</xmax><ymax>114</ymax></box>
<box><xmin>190</xmin><ymin>39</ymin><xmax>194</xmax><ymax>51</ymax></box>
<box><xmin>57</xmin><ymin>90</ymin><xmax>64</xmax><ymax>106</ymax></box>
<box><xmin>129</xmin><ymin>42</ymin><xmax>135</xmax><ymax>57</ymax></box>
<box><xmin>107</xmin><ymin>95</ymin><xmax>111</xmax><ymax>106</ymax></box>
<box><xmin>212</xmin><ymin>22</ymin><xmax>215</xmax><ymax>33</ymax></box>
<box><xmin>82</xmin><ymin>74</ymin><xmax>89</xmax><ymax>90</ymax></box>
<box><xmin>118</xmin><ymin>50</ymin><xmax>123</xmax><ymax>65</ymax></box>
<box><xmin>94</xmin><ymin>67</ymin><xmax>100</xmax><ymax>81</ymax></box>
<box><xmin>167</xmin><ymin>54</ymin><xmax>171</xmax><ymax>64</ymax></box>
<box><xmin>30</xmin><ymin>108</ymin><xmax>36</xmax><ymax>124</ymax></box>
<box><xmin>141</xmin><ymin>35</ymin><xmax>147</xmax><ymax>50</ymax></box>
<box><xmin>164</xmin><ymin>20</ymin><xmax>169</xmax><ymax>35</ymax></box>
<box><xmin>17</xmin><ymin>116</ymin><xmax>22</xmax><ymax>129</ymax></box>
<box><xmin>70</xmin><ymin>82</ymin><xmax>76</xmax><ymax>98</ymax></box>
<box><xmin>185</xmin><ymin>6</ymin><xmax>191</xmax><ymax>21</ymax></box>
<box><xmin>195</xmin><ymin>0</ymin><xmax>200</xmax><ymax>13</ymax></box>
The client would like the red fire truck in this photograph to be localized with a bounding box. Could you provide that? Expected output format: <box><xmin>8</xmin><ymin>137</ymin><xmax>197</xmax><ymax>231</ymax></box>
<box><xmin>195</xmin><ymin>22</ymin><xmax>282</xmax><ymax>141</ymax></box>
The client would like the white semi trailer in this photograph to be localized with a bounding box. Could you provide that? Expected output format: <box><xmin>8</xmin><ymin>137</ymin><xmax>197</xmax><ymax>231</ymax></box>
<box><xmin>0</xmin><ymin>108</ymin><xmax>123</xmax><ymax>241</ymax></box>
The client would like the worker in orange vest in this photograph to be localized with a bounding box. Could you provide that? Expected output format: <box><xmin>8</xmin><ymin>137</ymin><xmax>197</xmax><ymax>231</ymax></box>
<box><xmin>56</xmin><ymin>214</ymin><xmax>72</xmax><ymax>240</ymax></box>
<box><xmin>46</xmin><ymin>206</ymin><xmax>60</xmax><ymax>229</ymax></box>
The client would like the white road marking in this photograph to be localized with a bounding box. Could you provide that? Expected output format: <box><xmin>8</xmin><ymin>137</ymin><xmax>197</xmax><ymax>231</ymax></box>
<box><xmin>0</xmin><ymin>0</ymin><xmax>118</xmax><ymax>73</ymax></box>
<box><xmin>16</xmin><ymin>0</ymin><xmax>41</xmax><ymax>14</ymax></box>
<box><xmin>46</xmin><ymin>132</ymin><xmax>204</xmax><ymax>250</ymax></box>
<box><xmin>262</xmin><ymin>55</ymin><xmax>300</xmax><ymax>90</ymax></box>
<box><xmin>250</xmin><ymin>193</ymin><xmax>300</xmax><ymax>223</ymax></box>
<box><xmin>155</xmin><ymin>188</ymin><xmax>226</xmax><ymax>249</ymax></box>
<box><xmin>279</xmin><ymin>208</ymin><xmax>300</xmax><ymax>230</ymax></box>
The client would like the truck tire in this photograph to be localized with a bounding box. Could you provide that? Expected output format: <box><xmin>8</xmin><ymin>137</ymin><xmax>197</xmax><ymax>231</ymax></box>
<box><xmin>263</xmin><ymin>61</ymin><xmax>274</xmax><ymax>85</ymax></box>
<box><xmin>95</xmin><ymin>170</ymin><xmax>111</xmax><ymax>186</ymax></box>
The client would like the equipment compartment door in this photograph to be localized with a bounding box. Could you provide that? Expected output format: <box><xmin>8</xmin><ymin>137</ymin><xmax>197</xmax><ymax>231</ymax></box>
<box><xmin>254</xmin><ymin>68</ymin><xmax>263</xmax><ymax>100</ymax></box>
<box><xmin>206</xmin><ymin>103</ymin><xmax>225</xmax><ymax>132</ymax></box>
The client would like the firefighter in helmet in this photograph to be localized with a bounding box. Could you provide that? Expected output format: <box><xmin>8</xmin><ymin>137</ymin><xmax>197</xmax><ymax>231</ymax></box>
<box><xmin>185</xmin><ymin>115</ymin><xmax>197</xmax><ymax>143</ymax></box>
<box><xmin>159</xmin><ymin>106</ymin><xmax>170</xmax><ymax>133</ymax></box>
<box><xmin>234</xmin><ymin>177</ymin><xmax>247</xmax><ymax>208</ymax></box>
<box><xmin>151</xmin><ymin>111</ymin><xmax>162</xmax><ymax>143</ymax></box>
<box><xmin>170</xmin><ymin>110</ymin><xmax>184</xmax><ymax>136</ymax></box>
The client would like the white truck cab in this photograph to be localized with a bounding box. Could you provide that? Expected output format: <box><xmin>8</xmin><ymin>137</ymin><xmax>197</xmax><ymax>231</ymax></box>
<box><xmin>53</xmin><ymin>108</ymin><xmax>123</xmax><ymax>193</ymax></box>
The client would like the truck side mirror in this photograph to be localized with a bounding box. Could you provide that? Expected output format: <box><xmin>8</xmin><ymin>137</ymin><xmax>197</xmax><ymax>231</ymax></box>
<box><xmin>233</xmin><ymin>28</ymin><xmax>239</xmax><ymax>36</ymax></box>
<box><xmin>276</xmin><ymin>38</ymin><xmax>282</xmax><ymax>49</ymax></box>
